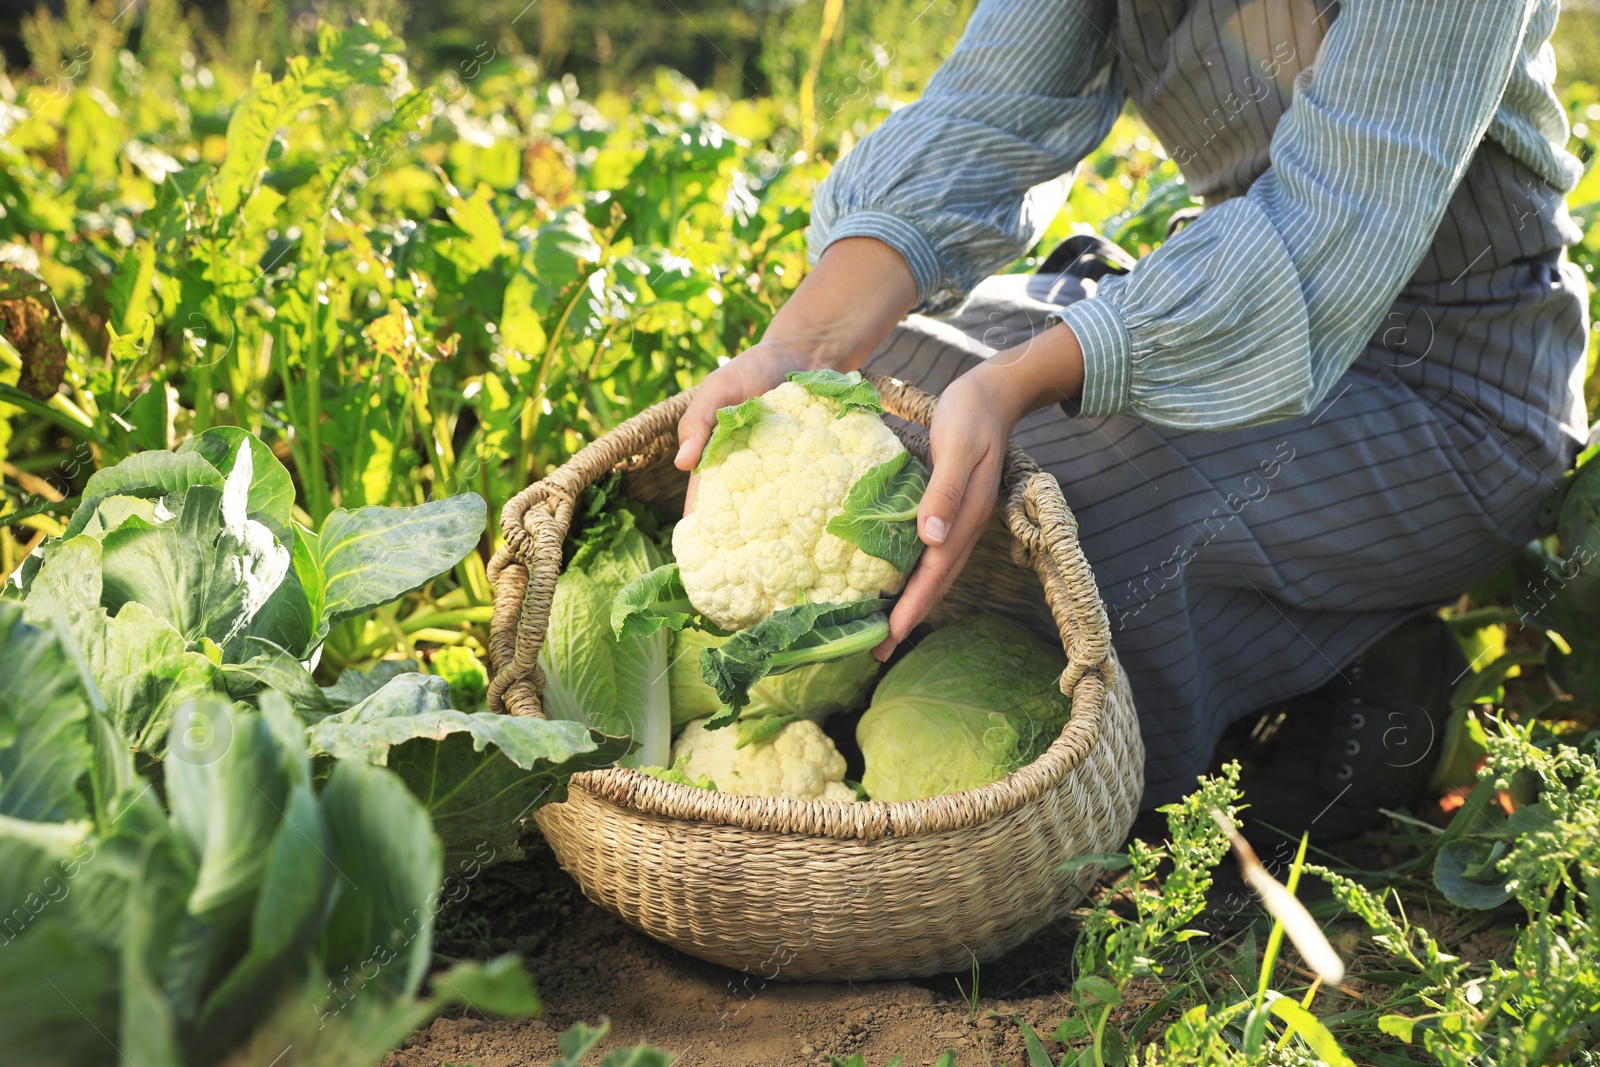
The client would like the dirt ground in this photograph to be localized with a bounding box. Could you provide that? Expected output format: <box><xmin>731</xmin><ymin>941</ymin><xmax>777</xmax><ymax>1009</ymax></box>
<box><xmin>387</xmin><ymin>829</ymin><xmax>1158</xmax><ymax>1067</ymax></box>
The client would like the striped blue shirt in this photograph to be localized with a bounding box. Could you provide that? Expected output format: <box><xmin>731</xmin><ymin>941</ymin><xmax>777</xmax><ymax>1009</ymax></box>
<box><xmin>808</xmin><ymin>0</ymin><xmax>1585</xmax><ymax>430</ymax></box>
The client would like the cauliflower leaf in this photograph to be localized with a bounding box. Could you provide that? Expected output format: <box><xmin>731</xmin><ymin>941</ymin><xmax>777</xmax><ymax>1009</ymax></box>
<box><xmin>825</xmin><ymin>449</ymin><xmax>930</xmax><ymax>573</ymax></box>
<box><xmin>786</xmin><ymin>368</ymin><xmax>885</xmax><ymax>417</ymax></box>
<box><xmin>700</xmin><ymin>598</ymin><xmax>890</xmax><ymax>725</ymax></box>
<box><xmin>696</xmin><ymin>395</ymin><xmax>762</xmax><ymax>470</ymax></box>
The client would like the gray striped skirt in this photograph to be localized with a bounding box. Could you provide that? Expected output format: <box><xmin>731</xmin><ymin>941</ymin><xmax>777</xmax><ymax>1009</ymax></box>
<box><xmin>863</xmin><ymin>247</ymin><xmax>1589</xmax><ymax>806</ymax></box>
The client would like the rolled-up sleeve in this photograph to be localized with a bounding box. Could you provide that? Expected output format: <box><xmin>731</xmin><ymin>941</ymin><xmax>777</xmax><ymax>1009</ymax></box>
<box><xmin>1054</xmin><ymin>0</ymin><xmax>1559</xmax><ymax>430</ymax></box>
<box><xmin>808</xmin><ymin>0</ymin><xmax>1125</xmax><ymax>314</ymax></box>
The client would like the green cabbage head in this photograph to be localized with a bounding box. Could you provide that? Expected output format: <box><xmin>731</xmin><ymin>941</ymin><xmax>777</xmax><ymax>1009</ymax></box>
<box><xmin>856</xmin><ymin>614</ymin><xmax>1073</xmax><ymax>802</ymax></box>
<box><xmin>668</xmin><ymin>627</ymin><xmax>881</xmax><ymax>730</ymax></box>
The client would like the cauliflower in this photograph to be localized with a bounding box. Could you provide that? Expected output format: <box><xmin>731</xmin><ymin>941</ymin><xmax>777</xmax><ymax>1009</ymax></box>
<box><xmin>673</xmin><ymin>375</ymin><xmax>913</xmax><ymax>631</ymax></box>
<box><xmin>670</xmin><ymin>716</ymin><xmax>858</xmax><ymax>802</ymax></box>
<box><xmin>612</xmin><ymin>371</ymin><xmax>927</xmax><ymax>719</ymax></box>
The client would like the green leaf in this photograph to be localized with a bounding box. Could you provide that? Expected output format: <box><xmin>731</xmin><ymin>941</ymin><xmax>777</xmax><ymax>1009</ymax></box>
<box><xmin>322</xmin><ymin>658</ymin><xmax>422</xmax><ymax>710</ymax></box>
<box><xmin>178</xmin><ymin>427</ymin><xmax>297</xmax><ymax>544</ymax></box>
<box><xmin>0</xmin><ymin>918</ymin><xmax>120</xmax><ymax>1065</ymax></box>
<box><xmin>65</xmin><ymin>451</ymin><xmax>222</xmax><ymax>538</ymax></box>
<box><xmin>118</xmin><ymin>832</ymin><xmax>190</xmax><ymax>1067</ymax></box>
<box><xmin>787</xmin><ymin>369</ymin><xmax>885</xmax><ymax>416</ymax></box>
<box><xmin>218</xmin><ymin>637</ymin><xmax>331</xmax><ymax>719</ymax></box>
<box><xmin>314</xmin><ymin>673</ymin><xmax>453</xmax><ymax>747</ymax></box>
<box><xmin>697</xmin><ymin>396</ymin><xmax>763</xmax><ymax>470</ymax></box>
<box><xmin>319</xmin><ymin>758</ymin><xmax>442</xmax><ymax>999</ymax></box>
<box><xmin>1378</xmin><ymin>1014</ymin><xmax>1416</xmax><ymax>1043</ymax></box>
<box><xmin>430</xmin><ymin>955</ymin><xmax>541</xmax><ymax>1017</ymax></box>
<box><xmin>88</xmin><ymin>602</ymin><xmax>220</xmax><ymax>753</ymax></box>
<box><xmin>0</xmin><ymin>602</ymin><xmax>96</xmax><ymax>820</ymax></box>
<box><xmin>1011</xmin><ymin>1018</ymin><xmax>1055</xmax><ymax>1067</ymax></box>
<box><xmin>308</xmin><ymin>682</ymin><xmax>632</xmax><ymax>863</ymax></box>
<box><xmin>1268</xmin><ymin>997</ymin><xmax>1356</xmax><ymax>1067</ymax></box>
<box><xmin>734</xmin><ymin>712</ymin><xmax>804</xmax><ymax>749</ymax></box>
<box><xmin>700</xmin><ymin>599</ymin><xmax>889</xmax><ymax>722</ymax></box>
<box><xmin>610</xmin><ymin>562</ymin><xmax>717</xmax><ymax>639</ymax></box>
<box><xmin>230</xmin><ymin>536</ymin><xmax>318</xmax><ymax>660</ymax></box>
<box><xmin>1433</xmin><ymin>837</ymin><xmax>1515</xmax><ymax>909</ymax></box>
<box><xmin>108</xmin><ymin>236</ymin><xmax>157</xmax><ymax>334</ymax></box>
<box><xmin>17</xmin><ymin>534</ymin><xmax>102</xmax><ymax>638</ymax></box>
<box><xmin>190</xmin><ymin>781</ymin><xmax>335</xmax><ymax>1062</ymax></box>
<box><xmin>165</xmin><ymin>698</ymin><xmax>297</xmax><ymax>919</ymax></box>
<box><xmin>1074</xmin><ymin>974</ymin><xmax>1123</xmax><ymax>1007</ymax></box>
<box><xmin>825</xmin><ymin>450</ymin><xmax>929</xmax><ymax>572</ymax></box>
<box><xmin>300</xmin><ymin>493</ymin><xmax>486</xmax><ymax>635</ymax></box>
<box><xmin>99</xmin><ymin>480</ymin><xmax>290</xmax><ymax>647</ymax></box>
<box><xmin>1053</xmin><ymin>1016</ymin><xmax>1092</xmax><ymax>1042</ymax></box>
<box><xmin>554</xmin><ymin>1020</ymin><xmax>611</xmax><ymax>1065</ymax></box>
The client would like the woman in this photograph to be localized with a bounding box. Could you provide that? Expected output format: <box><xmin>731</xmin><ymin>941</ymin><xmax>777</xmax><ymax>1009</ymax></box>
<box><xmin>674</xmin><ymin>0</ymin><xmax>1589</xmax><ymax>841</ymax></box>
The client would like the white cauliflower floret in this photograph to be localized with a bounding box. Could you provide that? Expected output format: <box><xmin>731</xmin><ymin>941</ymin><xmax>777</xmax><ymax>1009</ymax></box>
<box><xmin>671</xmin><ymin>717</ymin><xmax>858</xmax><ymax>802</ymax></box>
<box><xmin>675</xmin><ymin>380</ymin><xmax>908</xmax><ymax>631</ymax></box>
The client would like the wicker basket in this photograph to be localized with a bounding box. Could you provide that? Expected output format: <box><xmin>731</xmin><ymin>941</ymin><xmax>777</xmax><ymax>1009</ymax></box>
<box><xmin>486</xmin><ymin>375</ymin><xmax>1144</xmax><ymax>981</ymax></box>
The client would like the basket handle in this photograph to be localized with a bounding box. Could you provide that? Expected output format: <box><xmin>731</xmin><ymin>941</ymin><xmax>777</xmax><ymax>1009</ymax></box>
<box><xmin>487</xmin><ymin>374</ymin><xmax>1115</xmax><ymax>714</ymax></box>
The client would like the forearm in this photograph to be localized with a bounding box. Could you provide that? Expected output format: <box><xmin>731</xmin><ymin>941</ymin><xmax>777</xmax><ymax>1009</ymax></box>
<box><xmin>762</xmin><ymin>237</ymin><xmax>919</xmax><ymax>369</ymax></box>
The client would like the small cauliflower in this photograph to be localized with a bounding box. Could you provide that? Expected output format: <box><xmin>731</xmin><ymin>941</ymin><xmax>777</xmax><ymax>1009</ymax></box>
<box><xmin>671</xmin><ymin>716</ymin><xmax>858</xmax><ymax>802</ymax></box>
<box><xmin>673</xmin><ymin>371</ymin><xmax>923</xmax><ymax>631</ymax></box>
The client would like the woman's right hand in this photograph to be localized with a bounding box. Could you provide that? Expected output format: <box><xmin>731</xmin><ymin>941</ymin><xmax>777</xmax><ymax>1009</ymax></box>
<box><xmin>673</xmin><ymin>237</ymin><xmax>921</xmax><ymax>510</ymax></box>
<box><xmin>673</xmin><ymin>340</ymin><xmax>823</xmax><ymax>472</ymax></box>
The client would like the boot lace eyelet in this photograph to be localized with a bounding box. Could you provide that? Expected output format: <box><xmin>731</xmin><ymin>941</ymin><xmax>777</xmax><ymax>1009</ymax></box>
<box><xmin>1337</xmin><ymin>763</ymin><xmax>1354</xmax><ymax>780</ymax></box>
<box><xmin>1349</xmin><ymin>712</ymin><xmax>1365</xmax><ymax>730</ymax></box>
<box><xmin>1345</xmin><ymin>739</ymin><xmax>1361</xmax><ymax>756</ymax></box>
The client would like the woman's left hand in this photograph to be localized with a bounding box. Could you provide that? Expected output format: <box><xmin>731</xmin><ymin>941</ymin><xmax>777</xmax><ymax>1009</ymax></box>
<box><xmin>877</xmin><ymin>323</ymin><xmax>1086</xmax><ymax>660</ymax></box>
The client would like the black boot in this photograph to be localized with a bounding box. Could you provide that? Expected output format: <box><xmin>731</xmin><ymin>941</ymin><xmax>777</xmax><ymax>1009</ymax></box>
<box><xmin>1234</xmin><ymin>613</ymin><xmax>1466</xmax><ymax>855</ymax></box>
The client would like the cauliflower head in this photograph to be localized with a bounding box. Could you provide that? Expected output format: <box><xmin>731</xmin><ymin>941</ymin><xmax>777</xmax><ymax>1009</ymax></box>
<box><xmin>674</xmin><ymin>379</ymin><xmax>909</xmax><ymax>631</ymax></box>
<box><xmin>670</xmin><ymin>716</ymin><xmax>858</xmax><ymax>802</ymax></box>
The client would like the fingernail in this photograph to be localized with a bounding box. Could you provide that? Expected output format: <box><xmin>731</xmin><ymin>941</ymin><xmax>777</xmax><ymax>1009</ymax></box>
<box><xmin>923</xmin><ymin>516</ymin><xmax>947</xmax><ymax>544</ymax></box>
<box><xmin>675</xmin><ymin>440</ymin><xmax>693</xmax><ymax>466</ymax></box>
<box><xmin>873</xmin><ymin>639</ymin><xmax>897</xmax><ymax>662</ymax></box>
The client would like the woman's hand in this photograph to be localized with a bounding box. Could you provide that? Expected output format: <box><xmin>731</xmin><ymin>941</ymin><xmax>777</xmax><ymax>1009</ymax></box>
<box><xmin>878</xmin><ymin>322</ymin><xmax>1087</xmax><ymax>659</ymax></box>
<box><xmin>675</xmin><ymin>340</ymin><xmax>823</xmax><ymax>469</ymax></box>
<box><xmin>675</xmin><ymin>237</ymin><xmax>920</xmax><ymax>509</ymax></box>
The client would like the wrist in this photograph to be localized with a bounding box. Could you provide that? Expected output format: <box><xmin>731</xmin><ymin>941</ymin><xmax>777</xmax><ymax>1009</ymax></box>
<box><xmin>968</xmin><ymin>323</ymin><xmax>1086</xmax><ymax>423</ymax></box>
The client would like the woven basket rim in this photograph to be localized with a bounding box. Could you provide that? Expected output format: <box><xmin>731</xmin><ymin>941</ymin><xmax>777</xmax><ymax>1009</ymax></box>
<box><xmin>487</xmin><ymin>373</ymin><xmax>1130</xmax><ymax>840</ymax></box>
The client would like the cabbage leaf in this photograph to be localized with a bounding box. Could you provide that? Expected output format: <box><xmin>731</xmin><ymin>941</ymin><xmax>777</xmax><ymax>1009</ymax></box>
<box><xmin>857</xmin><ymin>614</ymin><xmax>1074</xmax><ymax>801</ymax></box>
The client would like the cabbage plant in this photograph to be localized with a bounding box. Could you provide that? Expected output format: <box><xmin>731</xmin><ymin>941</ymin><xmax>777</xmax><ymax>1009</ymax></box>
<box><xmin>4</xmin><ymin>428</ymin><xmax>625</xmax><ymax>862</ymax></box>
<box><xmin>0</xmin><ymin>602</ymin><xmax>544</xmax><ymax>1067</ymax></box>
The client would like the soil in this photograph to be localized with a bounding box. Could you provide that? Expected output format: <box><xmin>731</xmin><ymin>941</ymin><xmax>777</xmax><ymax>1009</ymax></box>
<box><xmin>386</xmin><ymin>828</ymin><xmax>1172</xmax><ymax>1067</ymax></box>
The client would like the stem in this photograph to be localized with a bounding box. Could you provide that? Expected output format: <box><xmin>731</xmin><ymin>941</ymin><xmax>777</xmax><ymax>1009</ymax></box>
<box><xmin>302</xmin><ymin>226</ymin><xmax>332</xmax><ymax>523</ymax></box>
<box><xmin>766</xmin><ymin>616</ymin><xmax>888</xmax><ymax>672</ymax></box>
<box><xmin>520</xmin><ymin>263</ymin><xmax>604</xmax><ymax>479</ymax></box>
<box><xmin>1092</xmin><ymin>1002</ymin><xmax>1113</xmax><ymax>1067</ymax></box>
<box><xmin>0</xmin><ymin>384</ymin><xmax>108</xmax><ymax>444</ymax></box>
<box><xmin>1255</xmin><ymin>834</ymin><xmax>1310</xmax><ymax>1010</ymax></box>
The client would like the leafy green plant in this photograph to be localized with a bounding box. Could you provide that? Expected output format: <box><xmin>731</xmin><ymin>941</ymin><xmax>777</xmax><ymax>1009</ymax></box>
<box><xmin>0</xmin><ymin>602</ymin><xmax>540</xmax><ymax>1067</ymax></box>
<box><xmin>1309</xmin><ymin>725</ymin><xmax>1600</xmax><ymax>1067</ymax></box>
<box><xmin>547</xmin><ymin>1019</ymin><xmax>677</xmax><ymax>1067</ymax></box>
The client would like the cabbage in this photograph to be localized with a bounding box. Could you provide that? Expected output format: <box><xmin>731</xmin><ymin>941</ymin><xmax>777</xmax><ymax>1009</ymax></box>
<box><xmin>539</xmin><ymin>507</ymin><xmax>672</xmax><ymax>768</ymax></box>
<box><xmin>668</xmin><ymin>627</ymin><xmax>881</xmax><ymax>730</ymax></box>
<box><xmin>856</xmin><ymin>614</ymin><xmax>1074</xmax><ymax>801</ymax></box>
